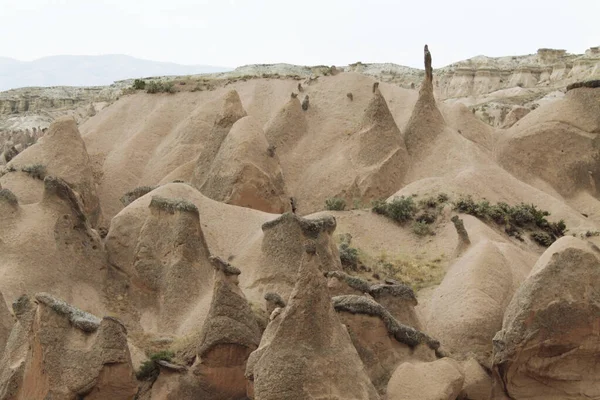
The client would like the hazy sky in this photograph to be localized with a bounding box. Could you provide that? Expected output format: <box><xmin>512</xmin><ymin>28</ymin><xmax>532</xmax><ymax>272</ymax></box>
<box><xmin>1</xmin><ymin>0</ymin><xmax>598</xmax><ymax>68</ymax></box>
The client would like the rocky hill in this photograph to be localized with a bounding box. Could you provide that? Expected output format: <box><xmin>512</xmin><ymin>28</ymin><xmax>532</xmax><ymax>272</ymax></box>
<box><xmin>0</xmin><ymin>45</ymin><xmax>599</xmax><ymax>399</ymax></box>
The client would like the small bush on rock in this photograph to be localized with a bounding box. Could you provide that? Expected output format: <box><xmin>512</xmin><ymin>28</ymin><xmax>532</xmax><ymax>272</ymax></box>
<box><xmin>325</xmin><ymin>197</ymin><xmax>346</xmax><ymax>211</ymax></box>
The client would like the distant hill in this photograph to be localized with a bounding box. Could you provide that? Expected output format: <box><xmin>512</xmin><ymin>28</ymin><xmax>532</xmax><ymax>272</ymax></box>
<box><xmin>0</xmin><ymin>54</ymin><xmax>231</xmax><ymax>91</ymax></box>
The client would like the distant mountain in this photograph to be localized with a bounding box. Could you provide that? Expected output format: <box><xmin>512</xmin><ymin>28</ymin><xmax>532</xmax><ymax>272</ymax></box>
<box><xmin>0</xmin><ymin>55</ymin><xmax>231</xmax><ymax>91</ymax></box>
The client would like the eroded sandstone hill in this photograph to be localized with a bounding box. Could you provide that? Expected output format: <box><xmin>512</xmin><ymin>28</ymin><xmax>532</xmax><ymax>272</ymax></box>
<box><xmin>0</xmin><ymin>45</ymin><xmax>599</xmax><ymax>399</ymax></box>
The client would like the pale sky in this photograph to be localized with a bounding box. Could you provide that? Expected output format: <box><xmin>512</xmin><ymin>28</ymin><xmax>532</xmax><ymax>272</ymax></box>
<box><xmin>1</xmin><ymin>0</ymin><xmax>598</xmax><ymax>68</ymax></box>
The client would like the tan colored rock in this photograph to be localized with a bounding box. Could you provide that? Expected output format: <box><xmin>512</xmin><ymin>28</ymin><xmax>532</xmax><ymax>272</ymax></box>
<box><xmin>190</xmin><ymin>90</ymin><xmax>247</xmax><ymax>189</ymax></box>
<box><xmin>0</xmin><ymin>177</ymin><xmax>107</xmax><ymax>311</ymax></box>
<box><xmin>404</xmin><ymin>45</ymin><xmax>446</xmax><ymax>155</ymax></box>
<box><xmin>190</xmin><ymin>256</ymin><xmax>261</xmax><ymax>399</ymax></box>
<box><xmin>252</xmin><ymin>244</ymin><xmax>380</xmax><ymax>400</ymax></box>
<box><xmin>264</xmin><ymin>96</ymin><xmax>308</xmax><ymax>155</ymax></box>
<box><xmin>500</xmin><ymin>106</ymin><xmax>530</xmax><ymax>128</ymax></box>
<box><xmin>387</xmin><ymin>358</ymin><xmax>464</xmax><ymax>400</ymax></box>
<box><xmin>0</xmin><ymin>293</ymin><xmax>137</xmax><ymax>400</ymax></box>
<box><xmin>129</xmin><ymin>196</ymin><xmax>213</xmax><ymax>333</ymax></box>
<box><xmin>332</xmin><ymin>295</ymin><xmax>438</xmax><ymax>392</ymax></box>
<box><xmin>369</xmin><ymin>283</ymin><xmax>421</xmax><ymax>329</ymax></box>
<box><xmin>1</xmin><ymin>117</ymin><xmax>102</xmax><ymax>226</ymax></box>
<box><xmin>492</xmin><ymin>237</ymin><xmax>600</xmax><ymax>400</ymax></box>
<box><xmin>426</xmin><ymin>240</ymin><xmax>523</xmax><ymax>367</ymax></box>
<box><xmin>459</xmin><ymin>358</ymin><xmax>492</xmax><ymax>400</ymax></box>
<box><xmin>325</xmin><ymin>271</ymin><xmax>370</xmax><ymax>297</ymax></box>
<box><xmin>349</xmin><ymin>88</ymin><xmax>409</xmax><ymax>200</ymax></box>
<box><xmin>199</xmin><ymin>116</ymin><xmax>288</xmax><ymax>213</ymax></box>
<box><xmin>246</xmin><ymin>213</ymin><xmax>342</xmax><ymax>300</ymax></box>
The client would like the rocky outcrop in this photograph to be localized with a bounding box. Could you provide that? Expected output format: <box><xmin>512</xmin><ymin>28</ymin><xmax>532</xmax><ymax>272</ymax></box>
<box><xmin>193</xmin><ymin>257</ymin><xmax>261</xmax><ymax>399</ymax></box>
<box><xmin>369</xmin><ymin>283</ymin><xmax>421</xmax><ymax>329</ymax></box>
<box><xmin>332</xmin><ymin>295</ymin><xmax>438</xmax><ymax>392</ymax></box>
<box><xmin>1</xmin><ymin>117</ymin><xmax>102</xmax><ymax>226</ymax></box>
<box><xmin>129</xmin><ymin>196</ymin><xmax>213</xmax><ymax>333</ymax></box>
<box><xmin>199</xmin><ymin>116</ymin><xmax>288</xmax><ymax>213</ymax></box>
<box><xmin>349</xmin><ymin>87</ymin><xmax>409</xmax><ymax>200</ymax></box>
<box><xmin>251</xmin><ymin>244</ymin><xmax>380</xmax><ymax>400</ymax></box>
<box><xmin>386</xmin><ymin>358</ymin><xmax>464</xmax><ymax>400</ymax></box>
<box><xmin>247</xmin><ymin>213</ymin><xmax>342</xmax><ymax>300</ymax></box>
<box><xmin>325</xmin><ymin>271</ymin><xmax>370</xmax><ymax>297</ymax></box>
<box><xmin>190</xmin><ymin>90</ymin><xmax>247</xmax><ymax>189</ymax></box>
<box><xmin>404</xmin><ymin>45</ymin><xmax>446</xmax><ymax>155</ymax></box>
<box><xmin>426</xmin><ymin>240</ymin><xmax>522</xmax><ymax>367</ymax></box>
<box><xmin>153</xmin><ymin>257</ymin><xmax>261</xmax><ymax>400</ymax></box>
<box><xmin>264</xmin><ymin>96</ymin><xmax>308</xmax><ymax>154</ymax></box>
<box><xmin>500</xmin><ymin>106</ymin><xmax>531</xmax><ymax>128</ymax></box>
<box><xmin>0</xmin><ymin>294</ymin><xmax>137</xmax><ymax>400</ymax></box>
<box><xmin>492</xmin><ymin>237</ymin><xmax>600</xmax><ymax>400</ymax></box>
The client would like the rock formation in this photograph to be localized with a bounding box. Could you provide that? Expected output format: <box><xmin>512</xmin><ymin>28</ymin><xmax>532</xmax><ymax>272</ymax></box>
<box><xmin>153</xmin><ymin>257</ymin><xmax>261</xmax><ymax>400</ymax></box>
<box><xmin>333</xmin><ymin>295</ymin><xmax>439</xmax><ymax>392</ymax></box>
<box><xmin>0</xmin><ymin>294</ymin><xmax>137</xmax><ymax>400</ymax></box>
<box><xmin>403</xmin><ymin>45</ymin><xmax>446</xmax><ymax>155</ymax></box>
<box><xmin>492</xmin><ymin>237</ymin><xmax>600</xmax><ymax>399</ymax></box>
<box><xmin>368</xmin><ymin>283</ymin><xmax>421</xmax><ymax>329</ymax></box>
<box><xmin>325</xmin><ymin>270</ymin><xmax>370</xmax><ymax>297</ymax></box>
<box><xmin>190</xmin><ymin>90</ymin><xmax>247</xmax><ymax>189</ymax></box>
<box><xmin>251</xmin><ymin>244</ymin><xmax>380</xmax><ymax>400</ymax></box>
<box><xmin>349</xmin><ymin>87</ymin><xmax>409</xmax><ymax>200</ymax></box>
<box><xmin>386</xmin><ymin>358</ymin><xmax>464</xmax><ymax>400</ymax></box>
<box><xmin>264</xmin><ymin>96</ymin><xmax>308</xmax><ymax>155</ymax></box>
<box><xmin>199</xmin><ymin>116</ymin><xmax>288</xmax><ymax>213</ymax></box>
<box><xmin>426</xmin><ymin>240</ymin><xmax>525</xmax><ymax>367</ymax></box>
<box><xmin>247</xmin><ymin>213</ymin><xmax>342</xmax><ymax>300</ymax></box>
<box><xmin>0</xmin><ymin>117</ymin><xmax>102</xmax><ymax>226</ymax></box>
<box><xmin>128</xmin><ymin>195</ymin><xmax>213</xmax><ymax>332</ymax></box>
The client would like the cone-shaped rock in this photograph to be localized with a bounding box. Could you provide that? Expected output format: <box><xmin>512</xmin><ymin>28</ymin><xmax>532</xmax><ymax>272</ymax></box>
<box><xmin>404</xmin><ymin>45</ymin><xmax>446</xmax><ymax>155</ymax></box>
<box><xmin>350</xmin><ymin>89</ymin><xmax>409</xmax><ymax>199</ymax></box>
<box><xmin>1</xmin><ymin>117</ymin><xmax>102</xmax><ymax>226</ymax></box>
<box><xmin>131</xmin><ymin>196</ymin><xmax>213</xmax><ymax>332</ymax></box>
<box><xmin>252</xmin><ymin>245</ymin><xmax>380</xmax><ymax>400</ymax></box>
<box><xmin>264</xmin><ymin>96</ymin><xmax>308</xmax><ymax>155</ymax></box>
<box><xmin>200</xmin><ymin>116</ymin><xmax>288</xmax><ymax>213</ymax></box>
<box><xmin>191</xmin><ymin>90</ymin><xmax>247</xmax><ymax>188</ymax></box>
<box><xmin>248</xmin><ymin>213</ymin><xmax>342</xmax><ymax>301</ymax></box>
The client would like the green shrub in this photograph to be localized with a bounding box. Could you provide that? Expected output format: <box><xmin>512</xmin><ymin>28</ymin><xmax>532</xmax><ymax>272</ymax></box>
<box><xmin>132</xmin><ymin>79</ymin><xmax>146</xmax><ymax>90</ymax></box>
<box><xmin>454</xmin><ymin>196</ymin><xmax>566</xmax><ymax>246</ymax></box>
<box><xmin>146</xmin><ymin>81</ymin><xmax>176</xmax><ymax>94</ymax></box>
<box><xmin>372</xmin><ymin>196</ymin><xmax>417</xmax><ymax>224</ymax></box>
<box><xmin>385</xmin><ymin>196</ymin><xmax>417</xmax><ymax>223</ymax></box>
<box><xmin>412</xmin><ymin>221</ymin><xmax>434</xmax><ymax>237</ymax></box>
<box><xmin>325</xmin><ymin>197</ymin><xmax>346</xmax><ymax>211</ymax></box>
<box><xmin>531</xmin><ymin>232</ymin><xmax>553</xmax><ymax>247</ymax></box>
<box><xmin>136</xmin><ymin>351</ymin><xmax>175</xmax><ymax>381</ymax></box>
<box><xmin>339</xmin><ymin>243</ymin><xmax>359</xmax><ymax>270</ymax></box>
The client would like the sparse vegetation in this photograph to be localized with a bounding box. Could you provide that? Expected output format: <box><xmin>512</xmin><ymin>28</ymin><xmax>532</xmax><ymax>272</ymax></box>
<box><xmin>325</xmin><ymin>197</ymin><xmax>346</xmax><ymax>211</ymax></box>
<box><xmin>372</xmin><ymin>196</ymin><xmax>416</xmax><ymax>224</ymax></box>
<box><xmin>370</xmin><ymin>251</ymin><xmax>445</xmax><ymax>290</ymax></box>
<box><xmin>120</xmin><ymin>185</ymin><xmax>157</xmax><ymax>206</ymax></box>
<box><xmin>21</xmin><ymin>164</ymin><xmax>46</xmax><ymax>180</ymax></box>
<box><xmin>146</xmin><ymin>81</ymin><xmax>176</xmax><ymax>94</ymax></box>
<box><xmin>454</xmin><ymin>195</ymin><xmax>567</xmax><ymax>246</ymax></box>
<box><xmin>132</xmin><ymin>79</ymin><xmax>146</xmax><ymax>90</ymax></box>
<box><xmin>339</xmin><ymin>242</ymin><xmax>359</xmax><ymax>270</ymax></box>
<box><xmin>412</xmin><ymin>221</ymin><xmax>434</xmax><ymax>237</ymax></box>
<box><xmin>149</xmin><ymin>196</ymin><xmax>198</xmax><ymax>214</ymax></box>
<box><xmin>136</xmin><ymin>350</ymin><xmax>175</xmax><ymax>381</ymax></box>
<box><xmin>267</xmin><ymin>145</ymin><xmax>276</xmax><ymax>157</ymax></box>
